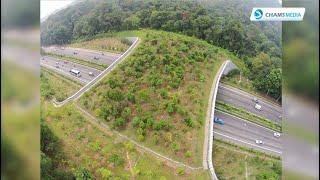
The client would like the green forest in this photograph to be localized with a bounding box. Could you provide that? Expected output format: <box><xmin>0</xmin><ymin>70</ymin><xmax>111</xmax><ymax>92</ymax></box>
<box><xmin>41</xmin><ymin>0</ymin><xmax>282</xmax><ymax>100</ymax></box>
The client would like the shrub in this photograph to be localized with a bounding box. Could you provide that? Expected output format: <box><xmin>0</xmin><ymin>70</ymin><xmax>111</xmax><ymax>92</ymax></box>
<box><xmin>154</xmin><ymin>120</ymin><xmax>170</xmax><ymax>131</ymax></box>
<box><xmin>132</xmin><ymin>116</ymin><xmax>141</xmax><ymax>127</ymax></box>
<box><xmin>108</xmin><ymin>154</ymin><xmax>124</xmax><ymax>167</ymax></box>
<box><xmin>166</xmin><ymin>102</ymin><xmax>176</xmax><ymax>114</ymax></box>
<box><xmin>146</xmin><ymin>117</ymin><xmax>154</xmax><ymax>128</ymax></box>
<box><xmin>160</xmin><ymin>89</ymin><xmax>168</xmax><ymax>99</ymax></box>
<box><xmin>127</xmin><ymin>92</ymin><xmax>136</xmax><ymax>103</ymax></box>
<box><xmin>177</xmin><ymin>167</ymin><xmax>185</xmax><ymax>176</ymax></box>
<box><xmin>74</xmin><ymin>167</ymin><xmax>93</xmax><ymax>180</ymax></box>
<box><xmin>185</xmin><ymin>150</ymin><xmax>192</xmax><ymax>158</ymax></box>
<box><xmin>121</xmin><ymin>107</ymin><xmax>131</xmax><ymax>120</ymax></box>
<box><xmin>171</xmin><ymin>142</ymin><xmax>180</xmax><ymax>152</ymax></box>
<box><xmin>113</xmin><ymin>117</ymin><xmax>125</xmax><ymax>128</ymax></box>
<box><xmin>107</xmin><ymin>89</ymin><xmax>124</xmax><ymax>101</ymax></box>
<box><xmin>97</xmin><ymin>168</ymin><xmax>113</xmax><ymax>179</ymax></box>
<box><xmin>89</xmin><ymin>141</ymin><xmax>101</xmax><ymax>152</ymax></box>
<box><xmin>184</xmin><ymin>117</ymin><xmax>194</xmax><ymax>127</ymax></box>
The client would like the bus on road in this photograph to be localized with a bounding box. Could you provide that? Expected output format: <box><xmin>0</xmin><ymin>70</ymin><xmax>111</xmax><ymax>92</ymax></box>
<box><xmin>69</xmin><ymin>69</ymin><xmax>81</xmax><ymax>77</ymax></box>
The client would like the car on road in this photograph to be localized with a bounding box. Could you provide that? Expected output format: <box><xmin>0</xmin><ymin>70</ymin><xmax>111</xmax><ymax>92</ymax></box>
<box><xmin>214</xmin><ymin>117</ymin><xmax>224</xmax><ymax>125</ymax></box>
<box><xmin>93</xmin><ymin>56</ymin><xmax>99</xmax><ymax>60</ymax></box>
<box><xmin>254</xmin><ymin>103</ymin><xmax>262</xmax><ymax>111</ymax></box>
<box><xmin>55</xmin><ymin>62</ymin><xmax>59</xmax><ymax>68</ymax></box>
<box><xmin>255</xmin><ymin>140</ymin><xmax>263</xmax><ymax>145</ymax></box>
<box><xmin>273</xmin><ymin>132</ymin><xmax>281</xmax><ymax>137</ymax></box>
<box><xmin>89</xmin><ymin>72</ymin><xmax>94</xmax><ymax>76</ymax></box>
<box><xmin>73</xmin><ymin>52</ymin><xmax>78</xmax><ymax>55</ymax></box>
<box><xmin>253</xmin><ymin>97</ymin><xmax>259</xmax><ymax>103</ymax></box>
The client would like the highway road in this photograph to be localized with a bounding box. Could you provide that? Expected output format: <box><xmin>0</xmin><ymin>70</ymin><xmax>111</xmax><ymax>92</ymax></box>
<box><xmin>42</xmin><ymin>46</ymin><xmax>120</xmax><ymax>65</ymax></box>
<box><xmin>40</xmin><ymin>56</ymin><xmax>101</xmax><ymax>84</ymax></box>
<box><xmin>217</xmin><ymin>84</ymin><xmax>282</xmax><ymax>123</ymax></box>
<box><xmin>213</xmin><ymin>110</ymin><xmax>282</xmax><ymax>155</ymax></box>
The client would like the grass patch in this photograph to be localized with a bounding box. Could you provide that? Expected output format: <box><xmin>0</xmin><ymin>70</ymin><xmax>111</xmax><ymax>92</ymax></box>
<box><xmin>78</xmin><ymin>29</ymin><xmax>236</xmax><ymax>166</ymax></box>
<box><xmin>216</xmin><ymin>101</ymin><xmax>282</xmax><ymax>132</ymax></box>
<box><xmin>213</xmin><ymin>139</ymin><xmax>281</xmax><ymax>179</ymax></box>
<box><xmin>41</xmin><ymin>68</ymin><xmax>81</xmax><ymax>102</ymax></box>
<box><xmin>41</xmin><ymin>102</ymin><xmax>210</xmax><ymax>179</ymax></box>
<box><xmin>44</xmin><ymin>53</ymin><xmax>107</xmax><ymax>71</ymax></box>
<box><xmin>70</xmin><ymin>37</ymin><xmax>130</xmax><ymax>54</ymax></box>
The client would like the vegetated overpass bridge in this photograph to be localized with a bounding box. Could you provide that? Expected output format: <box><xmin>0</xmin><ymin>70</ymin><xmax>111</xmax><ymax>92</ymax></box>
<box><xmin>52</xmin><ymin>37</ymin><xmax>139</xmax><ymax>107</ymax></box>
<box><xmin>203</xmin><ymin>60</ymin><xmax>237</xmax><ymax>180</ymax></box>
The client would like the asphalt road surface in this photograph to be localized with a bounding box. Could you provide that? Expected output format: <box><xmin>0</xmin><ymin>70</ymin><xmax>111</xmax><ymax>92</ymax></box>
<box><xmin>42</xmin><ymin>46</ymin><xmax>121</xmax><ymax>65</ymax></box>
<box><xmin>213</xmin><ymin>110</ymin><xmax>282</xmax><ymax>155</ymax></box>
<box><xmin>40</xmin><ymin>56</ymin><xmax>101</xmax><ymax>84</ymax></box>
<box><xmin>217</xmin><ymin>84</ymin><xmax>282</xmax><ymax>123</ymax></box>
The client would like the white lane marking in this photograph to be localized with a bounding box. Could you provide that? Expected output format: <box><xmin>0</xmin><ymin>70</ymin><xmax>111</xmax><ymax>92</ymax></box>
<box><xmin>214</xmin><ymin>131</ymin><xmax>282</xmax><ymax>154</ymax></box>
<box><xmin>219</xmin><ymin>84</ymin><xmax>282</xmax><ymax>111</ymax></box>
<box><xmin>216</xmin><ymin>109</ymin><xmax>281</xmax><ymax>133</ymax></box>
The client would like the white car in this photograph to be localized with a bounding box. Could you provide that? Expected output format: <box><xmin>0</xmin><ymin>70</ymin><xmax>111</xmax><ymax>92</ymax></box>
<box><xmin>89</xmin><ymin>72</ymin><xmax>94</xmax><ymax>76</ymax></box>
<box><xmin>255</xmin><ymin>140</ymin><xmax>263</xmax><ymax>145</ymax></box>
<box><xmin>273</xmin><ymin>132</ymin><xmax>281</xmax><ymax>137</ymax></box>
<box><xmin>254</xmin><ymin>103</ymin><xmax>262</xmax><ymax>111</ymax></box>
<box><xmin>253</xmin><ymin>97</ymin><xmax>259</xmax><ymax>103</ymax></box>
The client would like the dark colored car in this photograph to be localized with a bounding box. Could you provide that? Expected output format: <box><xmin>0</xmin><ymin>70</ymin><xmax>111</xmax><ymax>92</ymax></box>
<box><xmin>214</xmin><ymin>117</ymin><xmax>224</xmax><ymax>125</ymax></box>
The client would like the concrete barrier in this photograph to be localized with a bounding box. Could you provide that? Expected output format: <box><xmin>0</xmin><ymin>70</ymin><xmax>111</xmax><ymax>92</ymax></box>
<box><xmin>206</xmin><ymin>60</ymin><xmax>237</xmax><ymax>180</ymax></box>
<box><xmin>53</xmin><ymin>37</ymin><xmax>139</xmax><ymax>107</ymax></box>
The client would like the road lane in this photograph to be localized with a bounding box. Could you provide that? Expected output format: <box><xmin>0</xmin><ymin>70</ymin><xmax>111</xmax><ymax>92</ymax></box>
<box><xmin>42</xmin><ymin>46</ymin><xmax>121</xmax><ymax>65</ymax></box>
<box><xmin>213</xmin><ymin>111</ymin><xmax>282</xmax><ymax>155</ymax></box>
<box><xmin>217</xmin><ymin>84</ymin><xmax>282</xmax><ymax>123</ymax></box>
<box><xmin>40</xmin><ymin>56</ymin><xmax>101</xmax><ymax>84</ymax></box>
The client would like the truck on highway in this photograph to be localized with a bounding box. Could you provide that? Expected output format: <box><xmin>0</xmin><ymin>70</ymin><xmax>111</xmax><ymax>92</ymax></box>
<box><xmin>214</xmin><ymin>117</ymin><xmax>224</xmax><ymax>125</ymax></box>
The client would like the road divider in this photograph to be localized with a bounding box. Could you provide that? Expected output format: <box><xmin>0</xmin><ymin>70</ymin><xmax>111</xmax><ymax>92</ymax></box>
<box><xmin>44</xmin><ymin>52</ymin><xmax>107</xmax><ymax>70</ymax></box>
<box><xmin>216</xmin><ymin>101</ymin><xmax>282</xmax><ymax>132</ymax></box>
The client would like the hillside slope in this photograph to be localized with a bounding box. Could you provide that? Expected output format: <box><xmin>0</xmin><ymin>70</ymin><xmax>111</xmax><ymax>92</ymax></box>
<box><xmin>78</xmin><ymin>30</ymin><xmax>240</xmax><ymax>166</ymax></box>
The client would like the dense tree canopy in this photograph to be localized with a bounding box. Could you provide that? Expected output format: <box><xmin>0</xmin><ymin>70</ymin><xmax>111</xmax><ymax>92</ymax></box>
<box><xmin>41</xmin><ymin>0</ymin><xmax>282</xmax><ymax>98</ymax></box>
<box><xmin>41</xmin><ymin>0</ymin><xmax>281</xmax><ymax>58</ymax></box>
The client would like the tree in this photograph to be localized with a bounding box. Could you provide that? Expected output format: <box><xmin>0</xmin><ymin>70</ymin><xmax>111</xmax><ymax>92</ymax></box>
<box><xmin>108</xmin><ymin>154</ymin><xmax>124</xmax><ymax>167</ymax></box>
<box><xmin>265</xmin><ymin>68</ymin><xmax>282</xmax><ymax>99</ymax></box>
<box><xmin>123</xmin><ymin>15</ymin><xmax>141</xmax><ymax>30</ymax></box>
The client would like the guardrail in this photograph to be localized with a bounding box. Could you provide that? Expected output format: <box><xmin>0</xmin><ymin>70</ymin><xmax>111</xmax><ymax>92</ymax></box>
<box><xmin>52</xmin><ymin>37</ymin><xmax>139</xmax><ymax>107</ymax></box>
<box><xmin>207</xmin><ymin>60</ymin><xmax>236</xmax><ymax>180</ymax></box>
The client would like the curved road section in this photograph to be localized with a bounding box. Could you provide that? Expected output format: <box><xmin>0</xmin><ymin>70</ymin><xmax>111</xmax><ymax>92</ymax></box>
<box><xmin>52</xmin><ymin>37</ymin><xmax>139</xmax><ymax>107</ymax></box>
